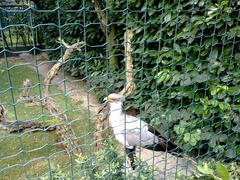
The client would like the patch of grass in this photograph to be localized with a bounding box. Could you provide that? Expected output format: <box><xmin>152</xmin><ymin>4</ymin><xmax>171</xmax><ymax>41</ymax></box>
<box><xmin>0</xmin><ymin>62</ymin><xmax>93</xmax><ymax>179</ymax></box>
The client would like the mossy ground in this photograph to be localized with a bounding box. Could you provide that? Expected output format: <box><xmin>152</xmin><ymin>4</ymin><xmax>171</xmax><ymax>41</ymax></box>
<box><xmin>0</xmin><ymin>62</ymin><xmax>93</xmax><ymax>179</ymax></box>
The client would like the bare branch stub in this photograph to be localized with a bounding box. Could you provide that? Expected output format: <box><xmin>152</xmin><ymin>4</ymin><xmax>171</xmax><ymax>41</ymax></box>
<box><xmin>94</xmin><ymin>30</ymin><xmax>136</xmax><ymax>150</ymax></box>
<box><xmin>18</xmin><ymin>79</ymin><xmax>41</xmax><ymax>105</ymax></box>
<box><xmin>0</xmin><ymin>104</ymin><xmax>7</xmax><ymax>124</ymax></box>
<box><xmin>21</xmin><ymin>79</ymin><xmax>32</xmax><ymax>98</ymax></box>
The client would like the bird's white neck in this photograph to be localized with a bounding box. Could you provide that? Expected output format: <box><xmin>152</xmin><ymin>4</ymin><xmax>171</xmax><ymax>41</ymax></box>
<box><xmin>109</xmin><ymin>101</ymin><xmax>123</xmax><ymax>115</ymax></box>
<box><xmin>108</xmin><ymin>101</ymin><xmax>124</xmax><ymax>129</ymax></box>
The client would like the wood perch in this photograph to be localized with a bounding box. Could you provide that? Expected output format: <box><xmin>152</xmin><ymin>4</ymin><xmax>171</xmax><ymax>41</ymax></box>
<box><xmin>43</xmin><ymin>38</ymin><xmax>84</xmax><ymax>155</ymax></box>
<box><xmin>94</xmin><ymin>30</ymin><xmax>136</xmax><ymax>150</ymax></box>
<box><xmin>44</xmin><ymin>39</ymin><xmax>84</xmax><ymax>98</ymax></box>
<box><xmin>21</xmin><ymin>79</ymin><xmax>31</xmax><ymax>98</ymax></box>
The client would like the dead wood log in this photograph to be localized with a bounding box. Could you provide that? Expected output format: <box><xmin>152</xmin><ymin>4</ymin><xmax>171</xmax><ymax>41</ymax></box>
<box><xmin>94</xmin><ymin>30</ymin><xmax>136</xmax><ymax>150</ymax></box>
<box><xmin>0</xmin><ymin>104</ymin><xmax>55</xmax><ymax>132</ymax></box>
<box><xmin>4</xmin><ymin>120</ymin><xmax>56</xmax><ymax>133</ymax></box>
<box><xmin>44</xmin><ymin>39</ymin><xmax>84</xmax><ymax>98</ymax></box>
<box><xmin>43</xmin><ymin>39</ymin><xmax>84</xmax><ymax>155</ymax></box>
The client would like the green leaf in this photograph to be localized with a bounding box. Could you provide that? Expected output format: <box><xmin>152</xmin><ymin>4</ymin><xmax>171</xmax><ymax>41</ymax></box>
<box><xmin>216</xmin><ymin>162</ymin><xmax>230</xmax><ymax>180</ymax></box>
<box><xmin>183</xmin><ymin>133</ymin><xmax>190</xmax><ymax>143</ymax></box>
<box><xmin>211</xmin><ymin>88</ymin><xmax>218</xmax><ymax>96</ymax></box>
<box><xmin>194</xmin><ymin>73</ymin><xmax>210</xmax><ymax>83</ymax></box>
<box><xmin>225</xmin><ymin>149</ymin><xmax>236</xmax><ymax>158</ymax></box>
<box><xmin>164</xmin><ymin>13</ymin><xmax>171</xmax><ymax>23</ymax></box>
<box><xmin>197</xmin><ymin>163</ymin><xmax>215</xmax><ymax>176</ymax></box>
<box><xmin>220</xmin><ymin>0</ymin><xmax>229</xmax><ymax>7</ymax></box>
<box><xmin>232</xmin><ymin>126</ymin><xmax>240</xmax><ymax>133</ymax></box>
<box><xmin>209</xmin><ymin>48</ymin><xmax>219</xmax><ymax>60</ymax></box>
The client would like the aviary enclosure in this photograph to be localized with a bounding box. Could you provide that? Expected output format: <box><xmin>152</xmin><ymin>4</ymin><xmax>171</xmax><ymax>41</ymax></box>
<box><xmin>0</xmin><ymin>0</ymin><xmax>239</xmax><ymax>179</ymax></box>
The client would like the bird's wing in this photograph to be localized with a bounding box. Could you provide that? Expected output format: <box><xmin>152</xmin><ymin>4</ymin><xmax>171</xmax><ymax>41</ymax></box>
<box><xmin>122</xmin><ymin>114</ymin><xmax>183</xmax><ymax>156</ymax></box>
<box><xmin>123</xmin><ymin>115</ymin><xmax>159</xmax><ymax>147</ymax></box>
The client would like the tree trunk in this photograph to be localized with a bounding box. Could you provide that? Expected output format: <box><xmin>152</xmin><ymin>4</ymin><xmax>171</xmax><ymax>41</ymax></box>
<box><xmin>92</xmin><ymin>0</ymin><xmax>119</xmax><ymax>72</ymax></box>
<box><xmin>108</xmin><ymin>26</ymin><xmax>118</xmax><ymax>71</ymax></box>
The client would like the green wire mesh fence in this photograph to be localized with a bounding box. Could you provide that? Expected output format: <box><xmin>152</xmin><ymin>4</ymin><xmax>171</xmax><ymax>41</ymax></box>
<box><xmin>0</xmin><ymin>0</ymin><xmax>240</xmax><ymax>179</ymax></box>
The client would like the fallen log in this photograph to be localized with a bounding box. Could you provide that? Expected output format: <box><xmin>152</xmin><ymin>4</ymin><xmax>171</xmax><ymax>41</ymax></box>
<box><xmin>1</xmin><ymin>120</ymin><xmax>56</xmax><ymax>133</ymax></box>
<box><xmin>0</xmin><ymin>104</ymin><xmax>55</xmax><ymax>133</ymax></box>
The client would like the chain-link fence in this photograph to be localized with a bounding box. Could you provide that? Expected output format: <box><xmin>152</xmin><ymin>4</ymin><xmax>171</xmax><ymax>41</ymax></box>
<box><xmin>0</xmin><ymin>0</ymin><xmax>239</xmax><ymax>179</ymax></box>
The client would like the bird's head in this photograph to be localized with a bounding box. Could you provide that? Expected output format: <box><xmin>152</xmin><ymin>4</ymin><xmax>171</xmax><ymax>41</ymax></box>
<box><xmin>103</xmin><ymin>93</ymin><xmax>125</xmax><ymax>103</ymax></box>
<box><xmin>104</xmin><ymin>93</ymin><xmax>125</xmax><ymax>111</ymax></box>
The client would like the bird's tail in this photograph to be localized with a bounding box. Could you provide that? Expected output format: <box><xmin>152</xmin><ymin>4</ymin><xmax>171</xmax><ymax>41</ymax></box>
<box><xmin>164</xmin><ymin>141</ymin><xmax>184</xmax><ymax>158</ymax></box>
<box><xmin>144</xmin><ymin>137</ymin><xmax>183</xmax><ymax>157</ymax></box>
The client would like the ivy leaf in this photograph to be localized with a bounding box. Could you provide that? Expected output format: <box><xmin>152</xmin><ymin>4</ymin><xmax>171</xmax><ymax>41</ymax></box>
<box><xmin>232</xmin><ymin>126</ymin><xmax>240</xmax><ymax>133</ymax></box>
<box><xmin>164</xmin><ymin>13</ymin><xmax>171</xmax><ymax>23</ymax></box>
<box><xmin>209</xmin><ymin>48</ymin><xmax>218</xmax><ymax>60</ymax></box>
<box><xmin>180</xmin><ymin>75</ymin><xmax>192</xmax><ymax>86</ymax></box>
<box><xmin>197</xmin><ymin>163</ymin><xmax>215</xmax><ymax>176</ymax></box>
<box><xmin>183</xmin><ymin>133</ymin><xmax>190</xmax><ymax>143</ymax></box>
<box><xmin>216</xmin><ymin>162</ymin><xmax>230</xmax><ymax>180</ymax></box>
<box><xmin>194</xmin><ymin>73</ymin><xmax>210</xmax><ymax>83</ymax></box>
<box><xmin>226</xmin><ymin>149</ymin><xmax>236</xmax><ymax>158</ymax></box>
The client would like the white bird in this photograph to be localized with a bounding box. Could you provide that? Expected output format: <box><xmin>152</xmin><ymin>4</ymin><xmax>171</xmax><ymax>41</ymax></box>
<box><xmin>104</xmin><ymin>93</ymin><xmax>183</xmax><ymax>169</ymax></box>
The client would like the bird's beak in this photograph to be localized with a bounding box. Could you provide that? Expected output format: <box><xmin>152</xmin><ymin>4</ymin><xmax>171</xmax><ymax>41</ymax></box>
<box><xmin>103</xmin><ymin>97</ymin><xmax>108</xmax><ymax>102</ymax></box>
<box><xmin>97</xmin><ymin>97</ymin><xmax>109</xmax><ymax>114</ymax></box>
<box><xmin>103</xmin><ymin>96</ymin><xmax>114</xmax><ymax>102</ymax></box>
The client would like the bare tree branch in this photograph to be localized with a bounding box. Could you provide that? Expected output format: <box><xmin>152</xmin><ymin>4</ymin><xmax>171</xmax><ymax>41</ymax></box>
<box><xmin>44</xmin><ymin>39</ymin><xmax>84</xmax><ymax>98</ymax></box>
<box><xmin>43</xmin><ymin>38</ymin><xmax>84</xmax><ymax>155</ymax></box>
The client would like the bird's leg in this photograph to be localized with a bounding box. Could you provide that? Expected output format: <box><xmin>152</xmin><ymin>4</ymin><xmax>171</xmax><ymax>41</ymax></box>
<box><xmin>125</xmin><ymin>147</ymin><xmax>136</xmax><ymax>170</ymax></box>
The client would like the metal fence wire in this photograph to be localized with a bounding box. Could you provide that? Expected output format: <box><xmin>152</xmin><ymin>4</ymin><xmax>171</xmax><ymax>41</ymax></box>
<box><xmin>0</xmin><ymin>0</ymin><xmax>240</xmax><ymax>179</ymax></box>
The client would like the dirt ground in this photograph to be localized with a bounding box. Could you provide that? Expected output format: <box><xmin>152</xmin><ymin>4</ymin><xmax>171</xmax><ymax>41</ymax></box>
<box><xmin>0</xmin><ymin>53</ymin><xmax>197</xmax><ymax>179</ymax></box>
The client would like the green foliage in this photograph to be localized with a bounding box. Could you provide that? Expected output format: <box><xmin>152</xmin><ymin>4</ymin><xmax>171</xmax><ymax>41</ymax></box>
<box><xmin>179</xmin><ymin>161</ymin><xmax>240</xmax><ymax>180</ymax></box>
<box><xmin>120</xmin><ymin>0</ymin><xmax>240</xmax><ymax>161</ymax></box>
<box><xmin>41</xmin><ymin>165</ymin><xmax>70</xmax><ymax>180</ymax></box>
<box><xmin>41</xmin><ymin>139</ymin><xmax>155</xmax><ymax>179</ymax></box>
<box><xmin>75</xmin><ymin>139</ymin><xmax>155</xmax><ymax>179</ymax></box>
<box><xmin>33</xmin><ymin>0</ymin><xmax>240</xmax><ymax>162</ymax></box>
